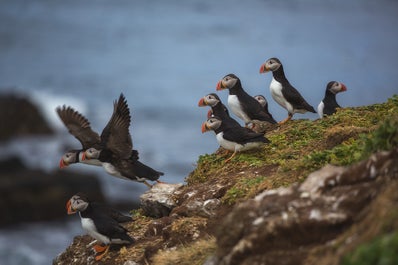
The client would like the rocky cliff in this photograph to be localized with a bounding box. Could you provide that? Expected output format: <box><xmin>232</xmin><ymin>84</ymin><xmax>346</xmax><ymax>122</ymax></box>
<box><xmin>54</xmin><ymin>96</ymin><xmax>398</xmax><ymax>265</ymax></box>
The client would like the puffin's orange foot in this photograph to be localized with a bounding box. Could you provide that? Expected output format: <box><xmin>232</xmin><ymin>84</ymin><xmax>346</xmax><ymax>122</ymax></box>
<box><xmin>93</xmin><ymin>244</ymin><xmax>108</xmax><ymax>253</ymax></box>
<box><xmin>94</xmin><ymin>245</ymin><xmax>110</xmax><ymax>261</ymax></box>
<box><xmin>278</xmin><ymin>114</ymin><xmax>293</xmax><ymax>125</ymax></box>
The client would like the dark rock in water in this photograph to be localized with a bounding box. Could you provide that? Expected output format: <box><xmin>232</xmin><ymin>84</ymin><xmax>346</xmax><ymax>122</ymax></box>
<box><xmin>0</xmin><ymin>92</ymin><xmax>53</xmax><ymax>142</ymax></box>
<box><xmin>211</xmin><ymin>148</ymin><xmax>398</xmax><ymax>265</ymax></box>
<box><xmin>0</xmin><ymin>156</ymin><xmax>105</xmax><ymax>227</ymax></box>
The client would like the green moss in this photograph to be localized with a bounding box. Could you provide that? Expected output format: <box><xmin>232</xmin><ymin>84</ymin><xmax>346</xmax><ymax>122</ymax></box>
<box><xmin>341</xmin><ymin>231</ymin><xmax>398</xmax><ymax>265</ymax></box>
<box><xmin>222</xmin><ymin>176</ymin><xmax>267</xmax><ymax>205</ymax></box>
<box><xmin>186</xmin><ymin>95</ymin><xmax>398</xmax><ymax>204</ymax></box>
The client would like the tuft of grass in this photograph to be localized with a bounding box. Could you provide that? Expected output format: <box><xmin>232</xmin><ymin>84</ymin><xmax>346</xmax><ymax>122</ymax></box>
<box><xmin>222</xmin><ymin>176</ymin><xmax>267</xmax><ymax>205</ymax></box>
<box><xmin>151</xmin><ymin>237</ymin><xmax>216</xmax><ymax>265</ymax></box>
<box><xmin>341</xmin><ymin>231</ymin><xmax>398</xmax><ymax>265</ymax></box>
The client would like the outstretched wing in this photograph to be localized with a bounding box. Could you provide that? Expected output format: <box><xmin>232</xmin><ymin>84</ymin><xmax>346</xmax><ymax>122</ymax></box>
<box><xmin>100</xmin><ymin>94</ymin><xmax>133</xmax><ymax>159</ymax></box>
<box><xmin>56</xmin><ymin>105</ymin><xmax>101</xmax><ymax>149</ymax></box>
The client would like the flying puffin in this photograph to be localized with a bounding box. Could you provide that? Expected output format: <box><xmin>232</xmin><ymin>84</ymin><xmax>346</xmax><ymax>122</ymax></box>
<box><xmin>66</xmin><ymin>193</ymin><xmax>134</xmax><ymax>261</ymax></box>
<box><xmin>56</xmin><ymin>104</ymin><xmax>138</xmax><ymax>168</ymax></box>
<box><xmin>198</xmin><ymin>93</ymin><xmax>241</xmax><ymax>128</ymax></box>
<box><xmin>201</xmin><ymin>116</ymin><xmax>270</xmax><ymax>163</ymax></box>
<box><xmin>259</xmin><ymin>58</ymin><xmax>316</xmax><ymax>124</ymax></box>
<box><xmin>317</xmin><ymin>81</ymin><xmax>347</xmax><ymax>118</ymax></box>
<box><xmin>83</xmin><ymin>95</ymin><xmax>164</xmax><ymax>188</ymax></box>
<box><xmin>216</xmin><ymin>74</ymin><xmax>277</xmax><ymax>125</ymax></box>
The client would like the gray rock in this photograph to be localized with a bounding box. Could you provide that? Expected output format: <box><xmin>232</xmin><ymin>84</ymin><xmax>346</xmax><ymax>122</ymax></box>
<box><xmin>140</xmin><ymin>183</ymin><xmax>184</xmax><ymax>218</ymax></box>
<box><xmin>212</xmin><ymin>148</ymin><xmax>398</xmax><ymax>265</ymax></box>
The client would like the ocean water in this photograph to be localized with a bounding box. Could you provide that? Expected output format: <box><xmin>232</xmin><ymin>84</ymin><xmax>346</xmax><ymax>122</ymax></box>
<box><xmin>1</xmin><ymin>0</ymin><xmax>398</xmax><ymax>264</ymax></box>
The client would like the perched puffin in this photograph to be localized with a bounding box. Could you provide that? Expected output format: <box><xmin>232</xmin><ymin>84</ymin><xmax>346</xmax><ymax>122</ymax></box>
<box><xmin>198</xmin><ymin>93</ymin><xmax>241</xmax><ymax>128</ymax></box>
<box><xmin>259</xmin><ymin>58</ymin><xmax>316</xmax><ymax>124</ymax></box>
<box><xmin>317</xmin><ymin>81</ymin><xmax>347</xmax><ymax>118</ymax></box>
<box><xmin>248</xmin><ymin>95</ymin><xmax>278</xmax><ymax>133</ymax></box>
<box><xmin>66</xmin><ymin>193</ymin><xmax>134</xmax><ymax>261</ymax></box>
<box><xmin>56</xmin><ymin>104</ymin><xmax>138</xmax><ymax>169</ymax></box>
<box><xmin>216</xmin><ymin>74</ymin><xmax>277</xmax><ymax>125</ymax></box>
<box><xmin>83</xmin><ymin>95</ymin><xmax>164</xmax><ymax>188</ymax></box>
<box><xmin>201</xmin><ymin>116</ymin><xmax>270</xmax><ymax>163</ymax></box>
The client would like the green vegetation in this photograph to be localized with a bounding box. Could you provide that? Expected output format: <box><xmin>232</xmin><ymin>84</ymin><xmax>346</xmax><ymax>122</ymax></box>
<box><xmin>187</xmin><ymin>95</ymin><xmax>398</xmax><ymax>206</ymax></box>
<box><xmin>341</xmin><ymin>232</ymin><xmax>398</xmax><ymax>265</ymax></box>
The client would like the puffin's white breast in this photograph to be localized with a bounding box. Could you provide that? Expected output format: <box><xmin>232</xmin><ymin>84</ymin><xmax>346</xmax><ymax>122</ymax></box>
<box><xmin>228</xmin><ymin>95</ymin><xmax>251</xmax><ymax>123</ymax></box>
<box><xmin>317</xmin><ymin>101</ymin><xmax>324</xmax><ymax>118</ymax></box>
<box><xmin>81</xmin><ymin>216</ymin><xmax>110</xmax><ymax>244</ymax></box>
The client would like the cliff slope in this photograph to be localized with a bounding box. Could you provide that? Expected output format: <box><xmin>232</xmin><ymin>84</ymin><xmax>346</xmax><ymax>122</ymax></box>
<box><xmin>54</xmin><ymin>96</ymin><xmax>398</xmax><ymax>265</ymax></box>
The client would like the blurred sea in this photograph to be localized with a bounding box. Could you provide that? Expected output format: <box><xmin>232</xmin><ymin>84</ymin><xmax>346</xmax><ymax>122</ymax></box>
<box><xmin>1</xmin><ymin>0</ymin><xmax>398</xmax><ymax>264</ymax></box>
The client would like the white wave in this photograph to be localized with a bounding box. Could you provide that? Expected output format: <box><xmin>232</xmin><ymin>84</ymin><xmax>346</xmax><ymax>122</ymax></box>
<box><xmin>29</xmin><ymin>89</ymin><xmax>88</xmax><ymax>132</ymax></box>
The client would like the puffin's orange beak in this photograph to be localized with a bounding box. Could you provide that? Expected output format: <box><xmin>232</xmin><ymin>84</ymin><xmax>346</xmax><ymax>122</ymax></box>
<box><xmin>259</xmin><ymin>63</ymin><xmax>269</xmax><ymax>74</ymax></box>
<box><xmin>66</xmin><ymin>199</ymin><xmax>76</xmax><ymax>215</ymax></box>
<box><xmin>198</xmin><ymin>98</ymin><xmax>206</xmax><ymax>107</ymax></box>
<box><xmin>59</xmin><ymin>159</ymin><xmax>67</xmax><ymax>169</ymax></box>
<box><xmin>216</xmin><ymin>80</ymin><xmax>225</xmax><ymax>91</ymax></box>
<box><xmin>201</xmin><ymin>122</ymin><xmax>209</xmax><ymax>133</ymax></box>
<box><xmin>341</xmin><ymin>83</ymin><xmax>347</xmax><ymax>92</ymax></box>
<box><xmin>207</xmin><ymin>109</ymin><xmax>213</xmax><ymax>119</ymax></box>
<box><xmin>81</xmin><ymin>152</ymin><xmax>86</xmax><ymax>161</ymax></box>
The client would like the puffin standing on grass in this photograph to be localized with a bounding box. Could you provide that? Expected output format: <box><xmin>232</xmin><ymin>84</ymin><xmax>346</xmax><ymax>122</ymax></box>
<box><xmin>83</xmin><ymin>94</ymin><xmax>164</xmax><ymax>188</ymax></box>
<box><xmin>259</xmin><ymin>57</ymin><xmax>316</xmax><ymax>124</ymax></box>
<box><xmin>201</xmin><ymin>116</ymin><xmax>269</xmax><ymax>163</ymax></box>
<box><xmin>66</xmin><ymin>193</ymin><xmax>135</xmax><ymax>261</ymax></box>
<box><xmin>216</xmin><ymin>74</ymin><xmax>277</xmax><ymax>126</ymax></box>
<box><xmin>56</xmin><ymin>105</ymin><xmax>138</xmax><ymax>169</ymax></box>
<box><xmin>317</xmin><ymin>81</ymin><xmax>347</xmax><ymax>118</ymax></box>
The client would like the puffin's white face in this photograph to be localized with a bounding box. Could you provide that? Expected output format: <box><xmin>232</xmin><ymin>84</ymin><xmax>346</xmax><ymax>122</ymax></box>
<box><xmin>222</xmin><ymin>75</ymin><xmax>238</xmax><ymax>89</ymax></box>
<box><xmin>66</xmin><ymin>194</ymin><xmax>89</xmax><ymax>214</ymax></box>
<box><xmin>201</xmin><ymin>117</ymin><xmax>222</xmax><ymax>133</ymax></box>
<box><xmin>328</xmin><ymin>81</ymin><xmax>347</xmax><ymax>94</ymax></box>
<box><xmin>217</xmin><ymin>74</ymin><xmax>238</xmax><ymax>91</ymax></box>
<box><xmin>85</xmin><ymin>148</ymin><xmax>100</xmax><ymax>159</ymax></box>
<box><xmin>254</xmin><ymin>95</ymin><xmax>267</xmax><ymax>107</ymax></box>
<box><xmin>206</xmin><ymin>117</ymin><xmax>222</xmax><ymax>131</ymax></box>
<box><xmin>265</xmin><ymin>58</ymin><xmax>281</xmax><ymax>72</ymax></box>
<box><xmin>204</xmin><ymin>94</ymin><xmax>220</xmax><ymax>107</ymax></box>
<box><xmin>60</xmin><ymin>151</ymin><xmax>78</xmax><ymax>168</ymax></box>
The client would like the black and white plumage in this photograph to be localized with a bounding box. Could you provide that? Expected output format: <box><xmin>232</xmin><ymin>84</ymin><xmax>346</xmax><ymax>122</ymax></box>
<box><xmin>259</xmin><ymin>58</ymin><xmax>316</xmax><ymax>124</ymax></box>
<box><xmin>201</xmin><ymin>116</ymin><xmax>269</xmax><ymax>163</ymax></box>
<box><xmin>198</xmin><ymin>93</ymin><xmax>242</xmax><ymax>128</ymax></box>
<box><xmin>56</xmin><ymin>104</ymin><xmax>138</xmax><ymax>168</ymax></box>
<box><xmin>66</xmin><ymin>193</ymin><xmax>134</xmax><ymax>261</ymax></box>
<box><xmin>216</xmin><ymin>74</ymin><xmax>277</xmax><ymax>125</ymax></box>
<box><xmin>317</xmin><ymin>81</ymin><xmax>347</xmax><ymax>118</ymax></box>
<box><xmin>83</xmin><ymin>94</ymin><xmax>164</xmax><ymax>188</ymax></box>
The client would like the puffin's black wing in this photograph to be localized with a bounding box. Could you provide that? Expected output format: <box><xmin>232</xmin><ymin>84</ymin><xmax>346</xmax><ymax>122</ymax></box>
<box><xmin>100</xmin><ymin>94</ymin><xmax>133</xmax><ymax>159</ymax></box>
<box><xmin>91</xmin><ymin>202</ymin><xmax>132</xmax><ymax>223</ymax></box>
<box><xmin>93</xmin><ymin>217</ymin><xmax>135</xmax><ymax>243</ymax></box>
<box><xmin>239</xmin><ymin>92</ymin><xmax>277</xmax><ymax>123</ymax></box>
<box><xmin>116</xmin><ymin>159</ymin><xmax>164</xmax><ymax>182</ymax></box>
<box><xmin>281</xmin><ymin>83</ymin><xmax>316</xmax><ymax>113</ymax></box>
<box><xmin>56</xmin><ymin>105</ymin><xmax>101</xmax><ymax>149</ymax></box>
<box><xmin>222</xmin><ymin>127</ymin><xmax>269</xmax><ymax>145</ymax></box>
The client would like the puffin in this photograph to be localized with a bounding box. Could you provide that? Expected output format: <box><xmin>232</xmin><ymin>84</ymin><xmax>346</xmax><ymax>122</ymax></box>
<box><xmin>198</xmin><ymin>93</ymin><xmax>241</xmax><ymax>128</ymax></box>
<box><xmin>216</xmin><ymin>74</ymin><xmax>277</xmax><ymax>125</ymax></box>
<box><xmin>317</xmin><ymin>81</ymin><xmax>347</xmax><ymax>118</ymax></box>
<box><xmin>248</xmin><ymin>94</ymin><xmax>278</xmax><ymax>133</ymax></box>
<box><xmin>83</xmin><ymin>95</ymin><xmax>164</xmax><ymax>188</ymax></box>
<box><xmin>66</xmin><ymin>193</ymin><xmax>134</xmax><ymax>261</ymax></box>
<box><xmin>56</xmin><ymin>104</ymin><xmax>138</xmax><ymax>169</ymax></box>
<box><xmin>259</xmin><ymin>57</ymin><xmax>316</xmax><ymax>124</ymax></box>
<box><xmin>201</xmin><ymin>116</ymin><xmax>270</xmax><ymax>163</ymax></box>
